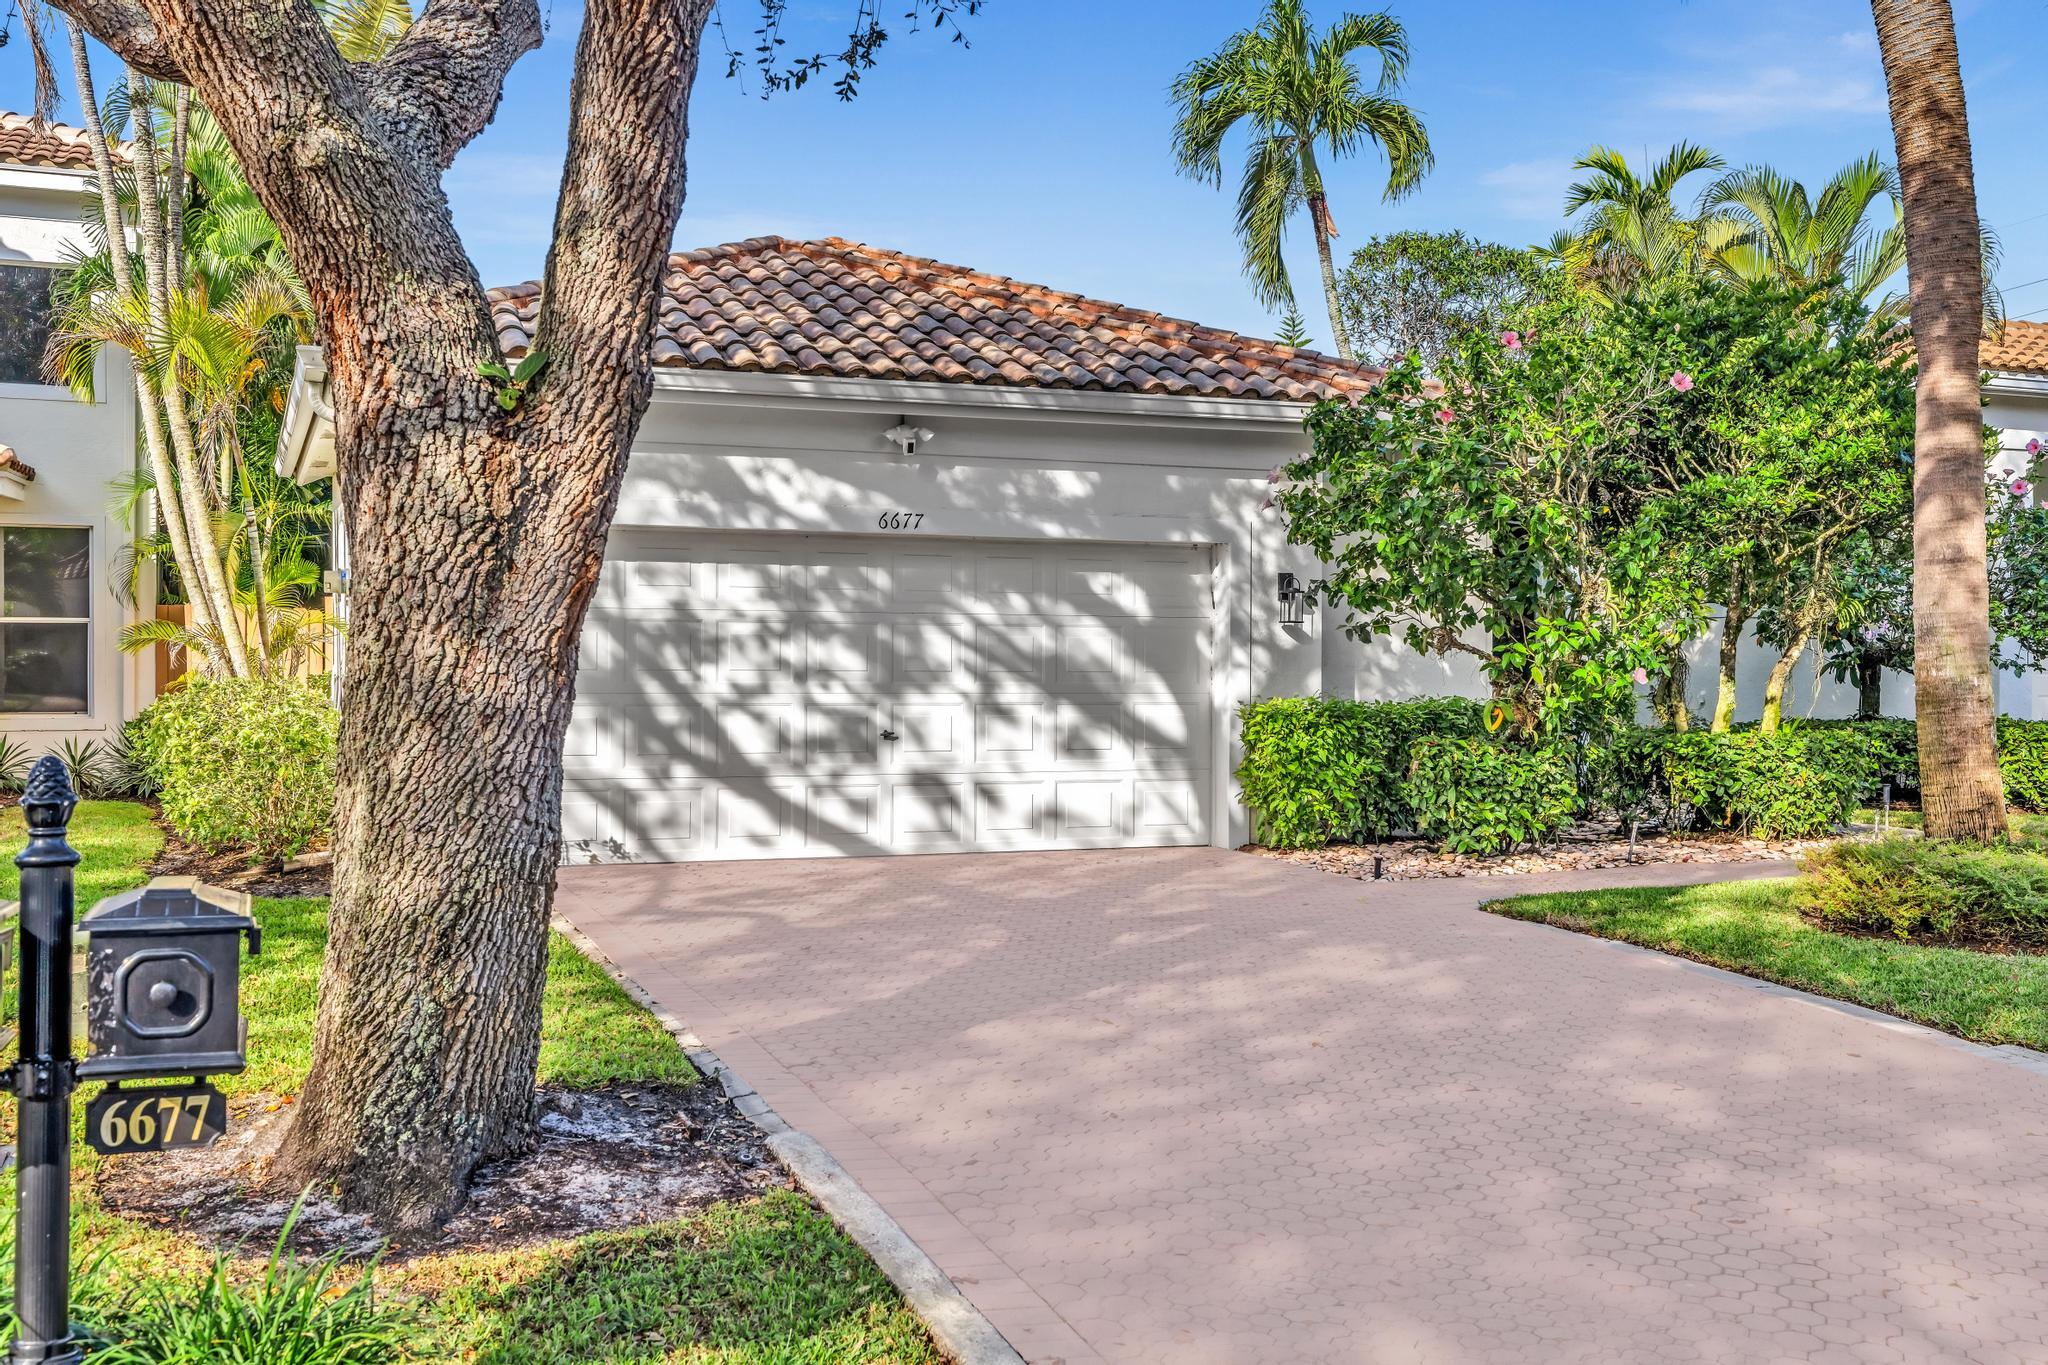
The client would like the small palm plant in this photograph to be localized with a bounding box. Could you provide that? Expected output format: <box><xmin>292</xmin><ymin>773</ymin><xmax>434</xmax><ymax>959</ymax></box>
<box><xmin>1540</xmin><ymin>142</ymin><xmax>1724</xmax><ymax>305</ymax></box>
<box><xmin>1171</xmin><ymin>0</ymin><xmax>1432</xmax><ymax>361</ymax></box>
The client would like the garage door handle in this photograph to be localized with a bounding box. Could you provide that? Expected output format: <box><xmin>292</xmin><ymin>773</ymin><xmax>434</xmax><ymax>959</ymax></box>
<box><xmin>881</xmin><ymin>729</ymin><xmax>900</xmax><ymax>742</ymax></box>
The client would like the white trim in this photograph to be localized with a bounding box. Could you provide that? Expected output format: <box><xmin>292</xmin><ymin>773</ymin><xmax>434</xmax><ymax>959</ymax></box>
<box><xmin>275</xmin><ymin>344</ymin><xmax>334</xmax><ymax>484</ymax></box>
<box><xmin>1986</xmin><ymin>370</ymin><xmax>2048</xmax><ymax>400</ymax></box>
<box><xmin>646</xmin><ymin>367</ymin><xmax>1321</xmax><ymax>431</ymax></box>
<box><xmin>0</xmin><ymin>164</ymin><xmax>93</xmax><ymax>193</ymax></box>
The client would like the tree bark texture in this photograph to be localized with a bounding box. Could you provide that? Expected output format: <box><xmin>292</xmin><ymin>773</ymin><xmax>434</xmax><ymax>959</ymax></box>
<box><xmin>1871</xmin><ymin>0</ymin><xmax>2007</xmax><ymax>840</ymax></box>
<box><xmin>59</xmin><ymin>0</ymin><xmax>716</xmax><ymax>1231</ymax></box>
<box><xmin>1712</xmin><ymin>580</ymin><xmax>1744</xmax><ymax>733</ymax></box>
<box><xmin>1308</xmin><ymin>190</ymin><xmax>1353</xmax><ymax>360</ymax></box>
<box><xmin>1759</xmin><ymin>628</ymin><xmax>1812</xmax><ymax>735</ymax></box>
<box><xmin>1856</xmin><ymin>655</ymin><xmax>1885</xmax><ymax>719</ymax></box>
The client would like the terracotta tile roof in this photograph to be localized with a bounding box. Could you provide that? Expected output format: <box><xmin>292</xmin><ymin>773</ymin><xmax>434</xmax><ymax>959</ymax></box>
<box><xmin>1986</xmin><ymin>320</ymin><xmax>2048</xmax><ymax>378</ymax></box>
<box><xmin>487</xmin><ymin>236</ymin><xmax>1380</xmax><ymax>402</ymax></box>
<box><xmin>0</xmin><ymin>112</ymin><xmax>114</xmax><ymax>170</ymax></box>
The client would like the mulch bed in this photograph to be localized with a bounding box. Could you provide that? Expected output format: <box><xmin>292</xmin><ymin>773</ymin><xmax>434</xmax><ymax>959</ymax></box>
<box><xmin>93</xmin><ymin>1081</ymin><xmax>788</xmax><ymax>1261</ymax></box>
<box><xmin>147</xmin><ymin>817</ymin><xmax>332</xmax><ymax>898</ymax></box>
<box><xmin>1249</xmin><ymin>820</ymin><xmax>1845</xmax><ymax>882</ymax></box>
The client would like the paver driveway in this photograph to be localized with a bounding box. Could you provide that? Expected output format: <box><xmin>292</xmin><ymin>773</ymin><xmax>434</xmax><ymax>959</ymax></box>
<box><xmin>556</xmin><ymin>848</ymin><xmax>2048</xmax><ymax>1365</ymax></box>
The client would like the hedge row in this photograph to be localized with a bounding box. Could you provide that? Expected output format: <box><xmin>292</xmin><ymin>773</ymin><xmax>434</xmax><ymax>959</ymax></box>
<box><xmin>1236</xmin><ymin>700</ymin><xmax>2048</xmax><ymax>855</ymax></box>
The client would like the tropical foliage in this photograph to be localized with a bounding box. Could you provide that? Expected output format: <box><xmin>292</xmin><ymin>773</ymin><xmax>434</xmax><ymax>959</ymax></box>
<box><xmin>1171</xmin><ymin>0</ymin><xmax>1431</xmax><ymax>358</ymax></box>
<box><xmin>48</xmin><ymin>31</ymin><xmax>336</xmax><ymax>682</ymax></box>
<box><xmin>1335</xmin><ymin>229</ymin><xmax>1544</xmax><ymax>369</ymax></box>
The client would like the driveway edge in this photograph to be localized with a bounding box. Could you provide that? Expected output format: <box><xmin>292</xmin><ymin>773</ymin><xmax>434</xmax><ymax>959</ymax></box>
<box><xmin>551</xmin><ymin>917</ymin><xmax>1027</xmax><ymax>1365</ymax></box>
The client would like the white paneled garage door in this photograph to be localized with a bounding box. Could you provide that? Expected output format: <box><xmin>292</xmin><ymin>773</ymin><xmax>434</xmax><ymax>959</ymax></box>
<box><xmin>563</xmin><ymin>531</ymin><xmax>1216</xmax><ymax>860</ymax></box>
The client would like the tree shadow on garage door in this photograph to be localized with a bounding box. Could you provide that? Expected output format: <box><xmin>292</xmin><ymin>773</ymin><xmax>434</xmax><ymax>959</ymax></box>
<box><xmin>562</xmin><ymin>530</ymin><xmax>1218</xmax><ymax>861</ymax></box>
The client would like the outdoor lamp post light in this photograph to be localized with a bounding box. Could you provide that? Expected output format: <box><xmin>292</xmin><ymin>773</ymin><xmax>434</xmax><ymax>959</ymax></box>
<box><xmin>1277</xmin><ymin>571</ymin><xmax>1307</xmax><ymax>627</ymax></box>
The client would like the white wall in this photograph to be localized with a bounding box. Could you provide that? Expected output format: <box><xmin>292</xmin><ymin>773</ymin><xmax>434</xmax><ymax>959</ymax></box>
<box><xmin>621</xmin><ymin>374</ymin><xmax>1337</xmax><ymax>846</ymax></box>
<box><xmin>0</xmin><ymin>164</ymin><xmax>148</xmax><ymax>751</ymax></box>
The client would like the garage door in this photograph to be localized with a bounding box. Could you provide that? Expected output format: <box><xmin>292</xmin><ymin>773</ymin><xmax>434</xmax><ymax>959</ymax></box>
<box><xmin>563</xmin><ymin>531</ymin><xmax>1216</xmax><ymax>861</ymax></box>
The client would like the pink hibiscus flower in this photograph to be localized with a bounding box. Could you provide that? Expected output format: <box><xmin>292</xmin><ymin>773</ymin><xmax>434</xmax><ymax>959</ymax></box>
<box><xmin>1669</xmin><ymin>371</ymin><xmax>1695</xmax><ymax>393</ymax></box>
<box><xmin>2015</xmin><ymin>480</ymin><xmax>2032</xmax><ymax>498</ymax></box>
<box><xmin>1268</xmin><ymin>465</ymin><xmax>1285</xmax><ymax>484</ymax></box>
<box><xmin>1631</xmin><ymin>667</ymin><xmax>1649</xmax><ymax>686</ymax></box>
<box><xmin>1500</xmin><ymin>330</ymin><xmax>1522</xmax><ymax>350</ymax></box>
<box><xmin>1434</xmin><ymin>407</ymin><xmax>1456</xmax><ymax>425</ymax></box>
<box><xmin>2029</xmin><ymin>437</ymin><xmax>2043</xmax><ymax>456</ymax></box>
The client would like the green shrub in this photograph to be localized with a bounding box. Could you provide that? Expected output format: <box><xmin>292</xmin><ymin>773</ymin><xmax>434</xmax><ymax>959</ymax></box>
<box><xmin>1628</xmin><ymin>729</ymin><xmax>1868</xmax><ymax>839</ymax></box>
<box><xmin>1774</xmin><ymin>717</ymin><xmax>1921</xmax><ymax>795</ymax></box>
<box><xmin>1236</xmin><ymin>696</ymin><xmax>1483</xmax><ymax>847</ymax></box>
<box><xmin>134</xmin><ymin>676</ymin><xmax>337</xmax><ymax>865</ymax></box>
<box><xmin>1796</xmin><ymin>837</ymin><xmax>2048</xmax><ymax>948</ymax></box>
<box><xmin>1402</xmin><ymin>737</ymin><xmax>1579</xmax><ymax>855</ymax></box>
<box><xmin>1998</xmin><ymin>719</ymin><xmax>2048</xmax><ymax>813</ymax></box>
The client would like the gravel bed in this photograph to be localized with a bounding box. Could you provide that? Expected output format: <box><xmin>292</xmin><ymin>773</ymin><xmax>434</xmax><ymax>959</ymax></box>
<box><xmin>1246</xmin><ymin>823</ymin><xmax>1851</xmax><ymax>882</ymax></box>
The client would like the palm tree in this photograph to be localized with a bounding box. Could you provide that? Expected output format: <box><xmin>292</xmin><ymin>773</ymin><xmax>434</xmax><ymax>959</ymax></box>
<box><xmin>1696</xmin><ymin>155</ymin><xmax>1904</xmax><ymax>307</ymax></box>
<box><xmin>1870</xmin><ymin>0</ymin><xmax>2006</xmax><ymax>841</ymax></box>
<box><xmin>1541</xmin><ymin>143</ymin><xmax>1723</xmax><ymax>304</ymax></box>
<box><xmin>47</xmin><ymin>80</ymin><xmax>326</xmax><ymax>680</ymax></box>
<box><xmin>1171</xmin><ymin>1</ymin><xmax>1432</xmax><ymax>361</ymax></box>
<box><xmin>1698</xmin><ymin>153</ymin><xmax>2003</xmax><ymax>333</ymax></box>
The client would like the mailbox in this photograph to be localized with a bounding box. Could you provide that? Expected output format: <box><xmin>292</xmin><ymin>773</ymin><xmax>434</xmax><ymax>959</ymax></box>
<box><xmin>77</xmin><ymin>877</ymin><xmax>261</xmax><ymax>1082</ymax></box>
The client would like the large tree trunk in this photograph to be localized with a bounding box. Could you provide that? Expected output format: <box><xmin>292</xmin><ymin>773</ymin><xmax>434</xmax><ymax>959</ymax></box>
<box><xmin>1308</xmin><ymin>191</ymin><xmax>1353</xmax><ymax>361</ymax></box>
<box><xmin>1856</xmin><ymin>654</ymin><xmax>1885</xmax><ymax>719</ymax></box>
<box><xmin>1712</xmin><ymin>574</ymin><xmax>1745</xmax><ymax>732</ymax></box>
<box><xmin>1759</xmin><ymin>628</ymin><xmax>1812</xmax><ymax>735</ymax></box>
<box><xmin>1872</xmin><ymin>0</ymin><xmax>2007</xmax><ymax>840</ymax></box>
<box><xmin>56</xmin><ymin>0</ymin><xmax>716</xmax><ymax>1231</ymax></box>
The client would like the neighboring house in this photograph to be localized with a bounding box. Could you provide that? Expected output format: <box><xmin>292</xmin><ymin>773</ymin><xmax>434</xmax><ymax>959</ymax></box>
<box><xmin>1983</xmin><ymin>320</ymin><xmax>2048</xmax><ymax>720</ymax></box>
<box><xmin>0</xmin><ymin>115</ymin><xmax>150</xmax><ymax>754</ymax></box>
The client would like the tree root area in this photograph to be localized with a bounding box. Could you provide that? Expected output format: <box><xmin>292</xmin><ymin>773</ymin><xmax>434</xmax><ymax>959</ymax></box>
<box><xmin>92</xmin><ymin>1081</ymin><xmax>788</xmax><ymax>1260</ymax></box>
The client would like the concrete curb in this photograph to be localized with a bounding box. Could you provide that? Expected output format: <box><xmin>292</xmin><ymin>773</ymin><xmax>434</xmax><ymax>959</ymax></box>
<box><xmin>551</xmin><ymin>917</ymin><xmax>1026</xmax><ymax>1365</ymax></box>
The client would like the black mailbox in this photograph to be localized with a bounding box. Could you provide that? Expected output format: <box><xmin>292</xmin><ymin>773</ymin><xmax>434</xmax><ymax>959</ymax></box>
<box><xmin>78</xmin><ymin>877</ymin><xmax>261</xmax><ymax>1082</ymax></box>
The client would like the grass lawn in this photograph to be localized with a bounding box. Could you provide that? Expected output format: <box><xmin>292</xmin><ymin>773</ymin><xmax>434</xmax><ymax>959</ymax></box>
<box><xmin>1849</xmin><ymin>806</ymin><xmax>2048</xmax><ymax>840</ymax></box>
<box><xmin>0</xmin><ymin>802</ymin><xmax>938</xmax><ymax>1364</ymax></box>
<box><xmin>1489</xmin><ymin>876</ymin><xmax>2048</xmax><ymax>1049</ymax></box>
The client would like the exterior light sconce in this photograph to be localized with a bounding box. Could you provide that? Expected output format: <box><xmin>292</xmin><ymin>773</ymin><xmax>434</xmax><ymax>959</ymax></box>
<box><xmin>883</xmin><ymin>420</ymin><xmax>935</xmax><ymax>459</ymax></box>
<box><xmin>1277</xmin><ymin>571</ymin><xmax>1307</xmax><ymax>627</ymax></box>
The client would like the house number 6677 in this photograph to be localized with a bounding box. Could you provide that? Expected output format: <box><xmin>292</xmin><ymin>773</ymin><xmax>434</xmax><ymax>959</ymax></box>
<box><xmin>877</xmin><ymin>511</ymin><xmax>926</xmax><ymax>530</ymax></box>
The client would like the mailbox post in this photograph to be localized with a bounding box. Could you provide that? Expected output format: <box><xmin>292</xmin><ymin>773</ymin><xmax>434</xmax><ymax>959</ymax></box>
<box><xmin>11</xmin><ymin>756</ymin><xmax>81</xmax><ymax>1365</ymax></box>
<box><xmin>7</xmin><ymin>760</ymin><xmax>261</xmax><ymax>1365</ymax></box>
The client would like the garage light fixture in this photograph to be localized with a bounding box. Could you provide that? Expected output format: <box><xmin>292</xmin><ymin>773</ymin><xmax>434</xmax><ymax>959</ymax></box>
<box><xmin>1277</xmin><ymin>572</ymin><xmax>1307</xmax><ymax>627</ymax></box>
<box><xmin>884</xmin><ymin>420</ymin><xmax>935</xmax><ymax>459</ymax></box>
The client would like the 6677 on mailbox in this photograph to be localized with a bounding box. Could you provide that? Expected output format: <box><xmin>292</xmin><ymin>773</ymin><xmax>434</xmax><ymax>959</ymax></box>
<box><xmin>77</xmin><ymin>878</ymin><xmax>262</xmax><ymax>1153</ymax></box>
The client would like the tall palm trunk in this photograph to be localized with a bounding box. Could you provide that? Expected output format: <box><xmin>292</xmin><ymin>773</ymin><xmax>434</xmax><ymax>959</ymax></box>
<box><xmin>1871</xmin><ymin>0</ymin><xmax>2006</xmax><ymax>840</ymax></box>
<box><xmin>67</xmin><ymin>28</ymin><xmax>223</xmax><ymax>658</ymax></box>
<box><xmin>130</xmin><ymin>75</ymin><xmax>254</xmax><ymax>678</ymax></box>
<box><xmin>1308</xmin><ymin>191</ymin><xmax>1350</xmax><ymax>361</ymax></box>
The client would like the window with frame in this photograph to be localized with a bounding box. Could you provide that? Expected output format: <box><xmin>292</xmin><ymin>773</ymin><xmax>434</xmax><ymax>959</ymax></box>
<box><xmin>0</xmin><ymin>528</ymin><xmax>90</xmax><ymax>714</ymax></box>
<box><xmin>0</xmin><ymin>263</ymin><xmax>58</xmax><ymax>387</ymax></box>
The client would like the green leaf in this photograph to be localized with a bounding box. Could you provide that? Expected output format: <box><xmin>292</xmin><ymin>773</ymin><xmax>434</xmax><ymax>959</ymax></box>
<box><xmin>495</xmin><ymin>388</ymin><xmax>522</xmax><ymax>412</ymax></box>
<box><xmin>512</xmin><ymin>349</ymin><xmax>550</xmax><ymax>384</ymax></box>
<box><xmin>476</xmin><ymin>361</ymin><xmax>512</xmax><ymax>382</ymax></box>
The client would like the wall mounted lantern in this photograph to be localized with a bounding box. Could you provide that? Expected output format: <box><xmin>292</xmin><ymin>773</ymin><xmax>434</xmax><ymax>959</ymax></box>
<box><xmin>1277</xmin><ymin>571</ymin><xmax>1307</xmax><ymax>627</ymax></box>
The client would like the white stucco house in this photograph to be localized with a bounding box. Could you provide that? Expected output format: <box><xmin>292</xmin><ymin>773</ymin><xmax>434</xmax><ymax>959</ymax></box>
<box><xmin>0</xmin><ymin>115</ymin><xmax>151</xmax><ymax>755</ymax></box>
<box><xmin>10</xmin><ymin>98</ymin><xmax>2048</xmax><ymax>856</ymax></box>
<box><xmin>268</xmin><ymin>234</ymin><xmax>2048</xmax><ymax>864</ymax></box>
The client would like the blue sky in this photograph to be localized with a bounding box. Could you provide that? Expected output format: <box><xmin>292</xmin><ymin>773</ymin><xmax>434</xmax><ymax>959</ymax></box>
<box><xmin>10</xmin><ymin>0</ymin><xmax>2047</xmax><ymax>350</ymax></box>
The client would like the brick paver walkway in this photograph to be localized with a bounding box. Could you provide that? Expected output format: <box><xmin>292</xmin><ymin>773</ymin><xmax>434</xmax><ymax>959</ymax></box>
<box><xmin>556</xmin><ymin>848</ymin><xmax>2048</xmax><ymax>1365</ymax></box>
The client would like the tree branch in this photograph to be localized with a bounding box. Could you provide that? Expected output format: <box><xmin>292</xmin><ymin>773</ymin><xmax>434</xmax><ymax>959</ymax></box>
<box><xmin>531</xmin><ymin>0</ymin><xmax>717</xmax><ymax>420</ymax></box>
<box><xmin>364</xmin><ymin>0</ymin><xmax>542</xmax><ymax>169</ymax></box>
<box><xmin>47</xmin><ymin>0</ymin><xmax>181</xmax><ymax>78</ymax></box>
